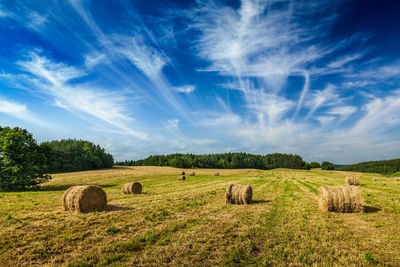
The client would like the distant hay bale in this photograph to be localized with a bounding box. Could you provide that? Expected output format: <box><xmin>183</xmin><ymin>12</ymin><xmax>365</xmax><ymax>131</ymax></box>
<box><xmin>214</xmin><ymin>172</ymin><xmax>219</xmax><ymax>176</ymax></box>
<box><xmin>225</xmin><ymin>184</ymin><xmax>252</xmax><ymax>205</ymax></box>
<box><xmin>318</xmin><ymin>185</ymin><xmax>363</xmax><ymax>213</ymax></box>
<box><xmin>345</xmin><ymin>176</ymin><xmax>360</xmax><ymax>186</ymax></box>
<box><xmin>372</xmin><ymin>178</ymin><xmax>378</xmax><ymax>182</ymax></box>
<box><xmin>302</xmin><ymin>177</ymin><xmax>306</xmax><ymax>180</ymax></box>
<box><xmin>323</xmin><ymin>177</ymin><xmax>328</xmax><ymax>181</ymax></box>
<box><xmin>63</xmin><ymin>185</ymin><xmax>107</xmax><ymax>213</ymax></box>
<box><xmin>276</xmin><ymin>176</ymin><xmax>280</xmax><ymax>179</ymax></box>
<box><xmin>122</xmin><ymin>182</ymin><xmax>142</xmax><ymax>194</ymax></box>
<box><xmin>291</xmin><ymin>176</ymin><xmax>295</xmax><ymax>179</ymax></box>
<box><xmin>395</xmin><ymin>177</ymin><xmax>400</xmax><ymax>181</ymax></box>
<box><xmin>189</xmin><ymin>172</ymin><xmax>195</xmax><ymax>176</ymax></box>
<box><xmin>179</xmin><ymin>171</ymin><xmax>185</xmax><ymax>175</ymax></box>
<box><xmin>178</xmin><ymin>175</ymin><xmax>186</xmax><ymax>181</ymax></box>
<box><xmin>259</xmin><ymin>175</ymin><xmax>264</xmax><ymax>178</ymax></box>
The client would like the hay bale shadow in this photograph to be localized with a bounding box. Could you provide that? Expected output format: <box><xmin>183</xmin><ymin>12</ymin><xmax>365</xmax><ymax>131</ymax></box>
<box><xmin>252</xmin><ymin>199</ymin><xmax>271</xmax><ymax>204</ymax></box>
<box><xmin>105</xmin><ymin>204</ymin><xmax>134</xmax><ymax>212</ymax></box>
<box><xmin>363</xmin><ymin>206</ymin><xmax>380</xmax><ymax>213</ymax></box>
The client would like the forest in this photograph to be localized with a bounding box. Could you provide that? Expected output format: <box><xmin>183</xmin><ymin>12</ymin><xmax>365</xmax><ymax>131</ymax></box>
<box><xmin>43</xmin><ymin>139</ymin><xmax>114</xmax><ymax>173</ymax></box>
<box><xmin>338</xmin><ymin>158</ymin><xmax>400</xmax><ymax>175</ymax></box>
<box><xmin>116</xmin><ymin>152</ymin><xmax>310</xmax><ymax>170</ymax></box>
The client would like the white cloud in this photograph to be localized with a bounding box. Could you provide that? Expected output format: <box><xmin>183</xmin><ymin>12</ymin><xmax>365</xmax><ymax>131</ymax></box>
<box><xmin>351</xmin><ymin>91</ymin><xmax>400</xmax><ymax>135</ymax></box>
<box><xmin>26</xmin><ymin>11</ymin><xmax>48</xmax><ymax>31</ymax></box>
<box><xmin>327</xmin><ymin>53</ymin><xmax>362</xmax><ymax>69</ymax></box>
<box><xmin>174</xmin><ymin>85</ymin><xmax>195</xmax><ymax>94</ymax></box>
<box><xmin>0</xmin><ymin>97</ymin><xmax>44</xmax><ymax>126</ymax></box>
<box><xmin>305</xmin><ymin>84</ymin><xmax>339</xmax><ymax>118</ymax></box>
<box><xmin>16</xmin><ymin>52</ymin><xmax>148</xmax><ymax>139</ymax></box>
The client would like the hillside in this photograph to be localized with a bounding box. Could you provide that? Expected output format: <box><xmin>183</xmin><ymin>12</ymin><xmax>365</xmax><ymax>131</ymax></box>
<box><xmin>338</xmin><ymin>158</ymin><xmax>400</xmax><ymax>175</ymax></box>
<box><xmin>1</xmin><ymin>166</ymin><xmax>399</xmax><ymax>266</ymax></box>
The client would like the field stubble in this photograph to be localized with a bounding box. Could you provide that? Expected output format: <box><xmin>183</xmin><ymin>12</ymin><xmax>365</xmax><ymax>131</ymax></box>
<box><xmin>0</xmin><ymin>166</ymin><xmax>399</xmax><ymax>266</ymax></box>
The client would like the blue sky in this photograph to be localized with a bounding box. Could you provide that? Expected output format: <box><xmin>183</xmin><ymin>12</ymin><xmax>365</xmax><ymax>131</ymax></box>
<box><xmin>0</xmin><ymin>0</ymin><xmax>400</xmax><ymax>164</ymax></box>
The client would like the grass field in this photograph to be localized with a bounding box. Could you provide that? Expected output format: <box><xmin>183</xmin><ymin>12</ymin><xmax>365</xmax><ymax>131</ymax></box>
<box><xmin>1</xmin><ymin>166</ymin><xmax>400</xmax><ymax>266</ymax></box>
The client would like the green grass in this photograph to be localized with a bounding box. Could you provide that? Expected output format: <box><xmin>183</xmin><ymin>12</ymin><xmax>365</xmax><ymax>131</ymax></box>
<box><xmin>0</xmin><ymin>166</ymin><xmax>399</xmax><ymax>266</ymax></box>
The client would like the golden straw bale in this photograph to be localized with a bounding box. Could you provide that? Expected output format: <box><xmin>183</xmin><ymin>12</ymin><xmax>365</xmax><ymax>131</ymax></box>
<box><xmin>63</xmin><ymin>185</ymin><xmax>107</xmax><ymax>213</ymax></box>
<box><xmin>225</xmin><ymin>184</ymin><xmax>252</xmax><ymax>205</ymax></box>
<box><xmin>214</xmin><ymin>172</ymin><xmax>219</xmax><ymax>176</ymax></box>
<box><xmin>179</xmin><ymin>171</ymin><xmax>185</xmax><ymax>175</ymax></box>
<box><xmin>189</xmin><ymin>172</ymin><xmax>195</xmax><ymax>176</ymax></box>
<box><xmin>372</xmin><ymin>178</ymin><xmax>378</xmax><ymax>182</ymax></box>
<box><xmin>345</xmin><ymin>176</ymin><xmax>360</xmax><ymax>186</ymax></box>
<box><xmin>178</xmin><ymin>175</ymin><xmax>186</xmax><ymax>181</ymax></box>
<box><xmin>395</xmin><ymin>178</ymin><xmax>400</xmax><ymax>181</ymax></box>
<box><xmin>323</xmin><ymin>177</ymin><xmax>328</xmax><ymax>181</ymax></box>
<box><xmin>122</xmin><ymin>182</ymin><xmax>142</xmax><ymax>194</ymax></box>
<box><xmin>318</xmin><ymin>185</ymin><xmax>362</xmax><ymax>213</ymax></box>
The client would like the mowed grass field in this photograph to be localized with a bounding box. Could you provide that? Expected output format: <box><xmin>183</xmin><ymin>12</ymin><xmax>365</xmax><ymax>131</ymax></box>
<box><xmin>1</xmin><ymin>167</ymin><xmax>400</xmax><ymax>266</ymax></box>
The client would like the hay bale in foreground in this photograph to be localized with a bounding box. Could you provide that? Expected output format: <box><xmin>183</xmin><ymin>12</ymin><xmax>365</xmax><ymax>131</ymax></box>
<box><xmin>179</xmin><ymin>171</ymin><xmax>185</xmax><ymax>175</ymax></box>
<box><xmin>63</xmin><ymin>185</ymin><xmax>107</xmax><ymax>213</ymax></box>
<box><xmin>214</xmin><ymin>172</ymin><xmax>219</xmax><ymax>176</ymax></box>
<box><xmin>318</xmin><ymin>185</ymin><xmax>362</xmax><ymax>213</ymax></box>
<box><xmin>395</xmin><ymin>178</ymin><xmax>400</xmax><ymax>181</ymax></box>
<box><xmin>345</xmin><ymin>176</ymin><xmax>360</xmax><ymax>186</ymax></box>
<box><xmin>225</xmin><ymin>184</ymin><xmax>252</xmax><ymax>205</ymax></box>
<box><xmin>178</xmin><ymin>175</ymin><xmax>186</xmax><ymax>181</ymax></box>
<box><xmin>122</xmin><ymin>182</ymin><xmax>142</xmax><ymax>194</ymax></box>
<box><xmin>189</xmin><ymin>172</ymin><xmax>195</xmax><ymax>176</ymax></box>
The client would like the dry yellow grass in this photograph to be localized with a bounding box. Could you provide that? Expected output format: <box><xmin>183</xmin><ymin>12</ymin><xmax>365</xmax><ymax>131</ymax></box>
<box><xmin>0</xmin><ymin>166</ymin><xmax>399</xmax><ymax>266</ymax></box>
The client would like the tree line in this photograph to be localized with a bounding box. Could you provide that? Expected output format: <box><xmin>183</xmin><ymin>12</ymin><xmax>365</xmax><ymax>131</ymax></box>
<box><xmin>0</xmin><ymin>126</ymin><xmax>113</xmax><ymax>191</ymax></box>
<box><xmin>116</xmin><ymin>152</ymin><xmax>311</xmax><ymax>170</ymax></box>
<box><xmin>338</xmin><ymin>158</ymin><xmax>400</xmax><ymax>174</ymax></box>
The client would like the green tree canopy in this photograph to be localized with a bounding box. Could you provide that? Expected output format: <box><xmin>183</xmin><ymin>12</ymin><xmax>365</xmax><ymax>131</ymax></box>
<box><xmin>321</xmin><ymin>161</ymin><xmax>334</xmax><ymax>170</ymax></box>
<box><xmin>44</xmin><ymin>139</ymin><xmax>114</xmax><ymax>173</ymax></box>
<box><xmin>117</xmin><ymin>152</ymin><xmax>310</xmax><ymax>170</ymax></box>
<box><xmin>0</xmin><ymin>126</ymin><xmax>51</xmax><ymax>191</ymax></box>
<box><xmin>309</xmin><ymin>162</ymin><xmax>321</xmax><ymax>168</ymax></box>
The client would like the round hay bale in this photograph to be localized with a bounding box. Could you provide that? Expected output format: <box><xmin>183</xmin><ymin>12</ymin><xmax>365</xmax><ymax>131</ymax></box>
<box><xmin>395</xmin><ymin>177</ymin><xmax>400</xmax><ymax>181</ymax></box>
<box><xmin>345</xmin><ymin>176</ymin><xmax>360</xmax><ymax>186</ymax></box>
<box><xmin>323</xmin><ymin>177</ymin><xmax>328</xmax><ymax>181</ymax></box>
<box><xmin>318</xmin><ymin>185</ymin><xmax>362</xmax><ymax>213</ymax></box>
<box><xmin>225</xmin><ymin>184</ymin><xmax>252</xmax><ymax>205</ymax></box>
<box><xmin>179</xmin><ymin>171</ymin><xmax>185</xmax><ymax>175</ymax></box>
<box><xmin>63</xmin><ymin>185</ymin><xmax>107</xmax><ymax>213</ymax></box>
<box><xmin>189</xmin><ymin>172</ymin><xmax>195</xmax><ymax>176</ymax></box>
<box><xmin>178</xmin><ymin>175</ymin><xmax>186</xmax><ymax>181</ymax></box>
<box><xmin>214</xmin><ymin>172</ymin><xmax>219</xmax><ymax>176</ymax></box>
<box><xmin>302</xmin><ymin>177</ymin><xmax>306</xmax><ymax>180</ymax></box>
<box><xmin>372</xmin><ymin>178</ymin><xmax>378</xmax><ymax>182</ymax></box>
<box><xmin>291</xmin><ymin>176</ymin><xmax>295</xmax><ymax>179</ymax></box>
<box><xmin>122</xmin><ymin>182</ymin><xmax>142</xmax><ymax>194</ymax></box>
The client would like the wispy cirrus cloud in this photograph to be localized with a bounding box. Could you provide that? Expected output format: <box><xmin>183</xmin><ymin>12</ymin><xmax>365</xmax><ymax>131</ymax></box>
<box><xmin>16</xmin><ymin>51</ymin><xmax>148</xmax><ymax>139</ymax></box>
<box><xmin>0</xmin><ymin>97</ymin><xmax>45</xmax><ymax>126</ymax></box>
